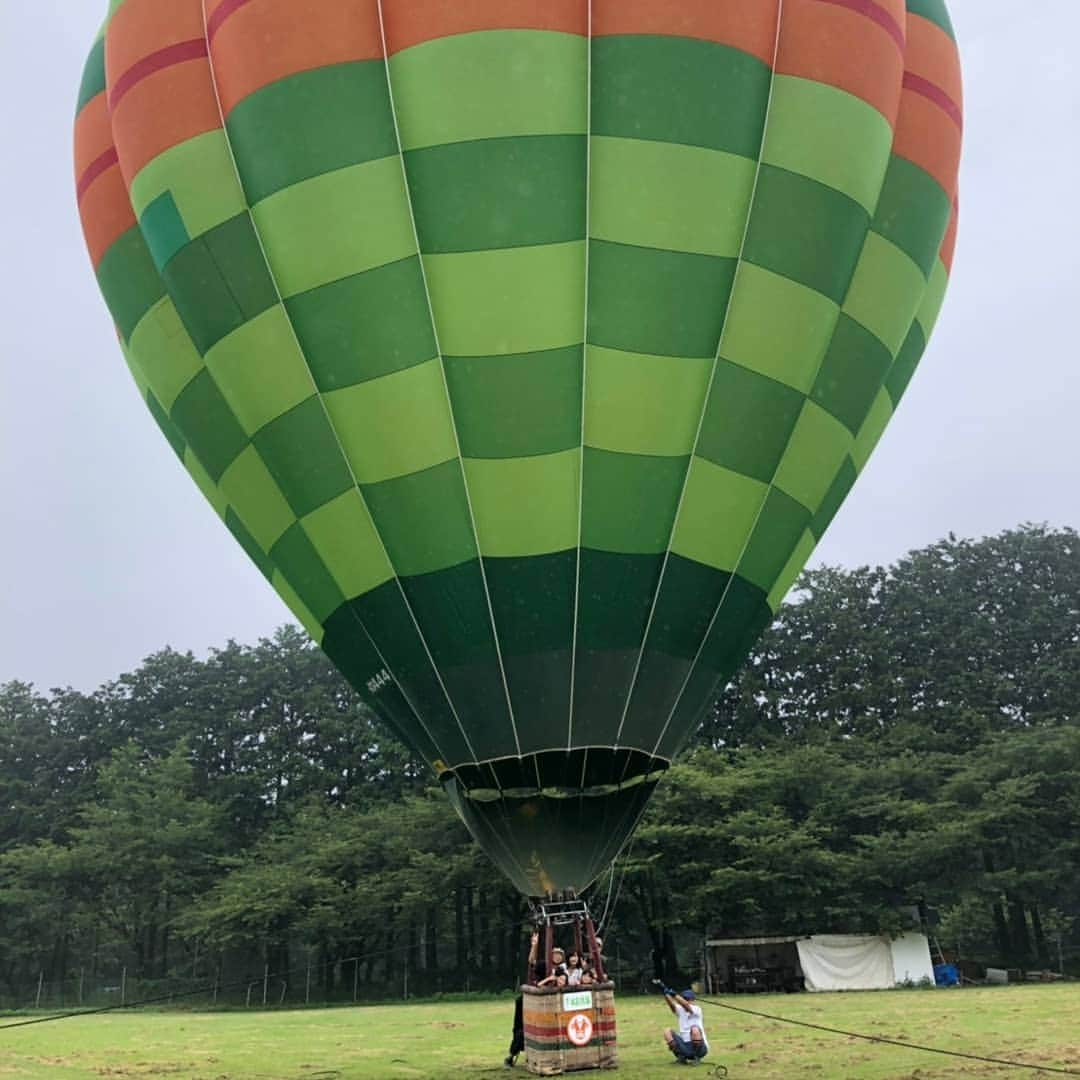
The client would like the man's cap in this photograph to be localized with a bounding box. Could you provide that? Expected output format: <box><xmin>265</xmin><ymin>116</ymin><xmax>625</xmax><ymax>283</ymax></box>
<box><xmin>682</xmin><ymin>990</ymin><xmax>696</xmax><ymax>1000</ymax></box>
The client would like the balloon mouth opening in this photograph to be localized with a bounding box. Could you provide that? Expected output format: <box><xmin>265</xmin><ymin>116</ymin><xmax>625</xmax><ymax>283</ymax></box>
<box><xmin>437</xmin><ymin>747</ymin><xmax>669</xmax><ymax>803</ymax></box>
<box><xmin>440</xmin><ymin>749</ymin><xmax>669</xmax><ymax>895</ymax></box>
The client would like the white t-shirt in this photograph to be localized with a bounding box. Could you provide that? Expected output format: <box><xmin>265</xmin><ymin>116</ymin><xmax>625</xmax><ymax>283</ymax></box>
<box><xmin>678</xmin><ymin>1002</ymin><xmax>708</xmax><ymax>1050</ymax></box>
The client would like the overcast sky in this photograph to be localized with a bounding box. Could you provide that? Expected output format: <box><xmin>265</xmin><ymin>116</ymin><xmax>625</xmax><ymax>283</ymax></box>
<box><xmin>1</xmin><ymin>3</ymin><xmax>1077</xmax><ymax>692</ymax></box>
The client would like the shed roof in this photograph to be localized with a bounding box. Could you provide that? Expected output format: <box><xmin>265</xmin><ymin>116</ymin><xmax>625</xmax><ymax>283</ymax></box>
<box><xmin>705</xmin><ymin>935</ymin><xmax>802</xmax><ymax>948</ymax></box>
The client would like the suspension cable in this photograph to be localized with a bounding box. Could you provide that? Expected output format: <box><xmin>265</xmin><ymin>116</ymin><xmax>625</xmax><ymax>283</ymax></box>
<box><xmin>696</xmin><ymin>993</ymin><xmax>1080</xmax><ymax>1076</ymax></box>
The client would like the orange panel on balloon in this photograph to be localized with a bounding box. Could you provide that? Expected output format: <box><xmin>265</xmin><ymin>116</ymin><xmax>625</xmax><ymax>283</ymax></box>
<box><xmin>381</xmin><ymin>0</ymin><xmax>587</xmax><ymax>54</ymax></box>
<box><xmin>894</xmin><ymin>89</ymin><xmax>961</xmax><ymax>196</ymax></box>
<box><xmin>106</xmin><ymin>0</ymin><xmax>207</xmax><ymax>93</ymax></box>
<box><xmin>74</xmin><ymin>94</ymin><xmax>114</xmax><ymax>183</ymax></box>
<box><xmin>905</xmin><ymin>13</ymin><xmax>963</xmax><ymax>119</ymax></box>
<box><xmin>778</xmin><ymin>0</ymin><xmax>904</xmax><ymax>125</ymax></box>
<box><xmin>592</xmin><ymin>0</ymin><xmax>780</xmax><ymax>67</ymax></box>
<box><xmin>79</xmin><ymin>168</ymin><xmax>137</xmax><ymax>269</ymax></box>
<box><xmin>109</xmin><ymin>61</ymin><xmax>222</xmax><ymax>184</ymax></box>
<box><xmin>209</xmin><ymin>0</ymin><xmax>385</xmax><ymax>116</ymax></box>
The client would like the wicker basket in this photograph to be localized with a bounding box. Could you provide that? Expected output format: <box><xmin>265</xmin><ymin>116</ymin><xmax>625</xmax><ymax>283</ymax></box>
<box><xmin>522</xmin><ymin>983</ymin><xmax>618</xmax><ymax>1075</ymax></box>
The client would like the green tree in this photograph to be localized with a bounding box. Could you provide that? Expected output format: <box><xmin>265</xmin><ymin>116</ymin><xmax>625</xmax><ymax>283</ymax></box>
<box><xmin>66</xmin><ymin>741</ymin><xmax>224</xmax><ymax>979</ymax></box>
<box><xmin>701</xmin><ymin>524</ymin><xmax>1080</xmax><ymax>752</ymax></box>
<box><xmin>0</xmin><ymin>682</ymin><xmax>93</xmax><ymax>851</ymax></box>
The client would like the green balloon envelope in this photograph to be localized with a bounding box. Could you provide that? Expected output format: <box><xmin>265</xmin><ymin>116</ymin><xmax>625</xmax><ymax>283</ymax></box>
<box><xmin>74</xmin><ymin>0</ymin><xmax>961</xmax><ymax>895</ymax></box>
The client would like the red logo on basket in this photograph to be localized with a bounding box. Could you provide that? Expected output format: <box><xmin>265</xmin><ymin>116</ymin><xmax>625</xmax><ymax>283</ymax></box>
<box><xmin>567</xmin><ymin>1012</ymin><xmax>593</xmax><ymax>1047</ymax></box>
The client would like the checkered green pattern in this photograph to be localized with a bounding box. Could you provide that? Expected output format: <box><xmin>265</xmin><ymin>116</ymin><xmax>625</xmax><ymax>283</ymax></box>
<box><xmin>78</xmin><ymin>0</ymin><xmax>960</xmax><ymax>894</ymax></box>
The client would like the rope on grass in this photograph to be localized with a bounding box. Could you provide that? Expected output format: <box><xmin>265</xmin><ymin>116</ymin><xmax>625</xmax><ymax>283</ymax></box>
<box><xmin>698</xmin><ymin>995</ymin><xmax>1080</xmax><ymax>1076</ymax></box>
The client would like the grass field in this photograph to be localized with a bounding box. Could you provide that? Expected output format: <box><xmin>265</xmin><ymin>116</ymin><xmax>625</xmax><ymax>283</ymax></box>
<box><xmin>1</xmin><ymin>985</ymin><xmax>1079</xmax><ymax>1079</ymax></box>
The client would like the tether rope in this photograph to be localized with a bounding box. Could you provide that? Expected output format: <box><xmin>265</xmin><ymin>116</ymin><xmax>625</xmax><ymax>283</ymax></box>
<box><xmin>695</xmin><ymin>992</ymin><xmax>1080</xmax><ymax>1076</ymax></box>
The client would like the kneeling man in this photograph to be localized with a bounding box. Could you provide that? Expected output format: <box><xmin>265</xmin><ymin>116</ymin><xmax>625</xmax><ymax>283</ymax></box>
<box><xmin>661</xmin><ymin>987</ymin><xmax>708</xmax><ymax>1065</ymax></box>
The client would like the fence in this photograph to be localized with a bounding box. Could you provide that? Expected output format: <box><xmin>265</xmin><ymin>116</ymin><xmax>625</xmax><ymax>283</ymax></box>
<box><xmin>4</xmin><ymin>942</ymin><xmax>1074</xmax><ymax>1015</ymax></box>
<box><xmin>0</xmin><ymin>950</ymin><xmax>645</xmax><ymax>1014</ymax></box>
<box><xmin>0</xmin><ymin>964</ymin><xmax>479</xmax><ymax>1013</ymax></box>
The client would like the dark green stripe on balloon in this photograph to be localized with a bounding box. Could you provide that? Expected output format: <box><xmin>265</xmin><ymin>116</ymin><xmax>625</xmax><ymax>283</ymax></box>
<box><xmin>145</xmin><ymin>389</ymin><xmax>187</xmax><ymax>461</ymax></box>
<box><xmin>96</xmin><ymin>227</ymin><xmax>166</xmax><ymax>342</ymax></box>
<box><xmin>76</xmin><ymin>37</ymin><xmax>107</xmax><ymax>113</ymax></box>
<box><xmin>872</xmin><ymin>156</ymin><xmax>953</xmax><ymax>277</ymax></box>
<box><xmin>162</xmin><ymin>214</ymin><xmax>277</xmax><ymax>355</ymax></box>
<box><xmin>170</xmin><ymin>370</ymin><xmax>247</xmax><ymax>483</ymax></box>
<box><xmin>739</xmin><ymin>489</ymin><xmax>812</xmax><ymax>594</ymax></box>
<box><xmin>573</xmin><ymin>550</ymin><xmax>664</xmax><ymax>744</ymax></box>
<box><xmin>592</xmin><ymin>36</ymin><xmax>771</xmax><ymax>158</ymax></box>
<box><xmin>404</xmin><ymin>135</ymin><xmax>586</xmax><ymax>253</ymax></box>
<box><xmin>812</xmin><ymin>314</ymin><xmax>894</xmax><ymax>435</ymax></box>
<box><xmin>615</xmin><ymin>556</ymin><xmax>732</xmax><ymax>752</ymax></box>
<box><xmin>485</xmin><ymin>553</ymin><xmax>575</xmax><ymax>755</ymax></box>
<box><xmin>697</xmin><ymin>360</ymin><xmax>805</xmax><ymax>483</ymax></box>
<box><xmin>397</xmin><ymin>560</ymin><xmax>517</xmax><ymax>760</ymax></box>
<box><xmin>225</xmin><ymin>61</ymin><xmax>399</xmax><ymax>204</ymax></box>
<box><xmin>885</xmin><ymin>320</ymin><xmax>929</xmax><ymax>407</ymax></box>
<box><xmin>285</xmin><ymin>257</ymin><xmax>437</xmax><ymax>392</ymax></box>
<box><xmin>588</xmin><ymin>242</ymin><xmax>736</xmax><ymax>358</ymax></box>
<box><xmin>445</xmin><ymin>347</ymin><xmax>582</xmax><ymax>459</ymax></box>
<box><xmin>360</xmin><ymin>460</ymin><xmax>477</xmax><ymax>577</ymax></box>
<box><xmin>905</xmin><ymin>0</ymin><xmax>957</xmax><ymax>39</ymax></box>
<box><xmin>660</xmin><ymin>575</ymin><xmax>772</xmax><ymax>759</ymax></box>
<box><xmin>744</xmin><ymin>166</ymin><xmax>869</xmax><ymax>306</ymax></box>
<box><xmin>810</xmin><ymin>459</ymin><xmax>858</xmax><ymax>541</ymax></box>
<box><xmin>252</xmin><ymin>397</ymin><xmax>353</xmax><ymax>518</ymax></box>
<box><xmin>581</xmin><ymin>450</ymin><xmax>687</xmax><ymax>554</ymax></box>
<box><xmin>332</xmin><ymin>582</ymin><xmax>474</xmax><ymax>766</ymax></box>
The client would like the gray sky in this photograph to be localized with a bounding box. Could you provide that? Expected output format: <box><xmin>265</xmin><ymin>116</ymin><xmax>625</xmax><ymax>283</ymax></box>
<box><xmin>1</xmin><ymin>3</ymin><xmax>1077</xmax><ymax>692</ymax></box>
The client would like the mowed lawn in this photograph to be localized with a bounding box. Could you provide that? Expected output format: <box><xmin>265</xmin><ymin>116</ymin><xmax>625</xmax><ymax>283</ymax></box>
<box><xmin>2</xmin><ymin>985</ymin><xmax>1079</xmax><ymax>1079</ymax></box>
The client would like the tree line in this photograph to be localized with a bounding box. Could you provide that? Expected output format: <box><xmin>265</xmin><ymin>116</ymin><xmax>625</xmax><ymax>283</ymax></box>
<box><xmin>1</xmin><ymin>524</ymin><xmax>1077</xmax><ymax>1007</ymax></box>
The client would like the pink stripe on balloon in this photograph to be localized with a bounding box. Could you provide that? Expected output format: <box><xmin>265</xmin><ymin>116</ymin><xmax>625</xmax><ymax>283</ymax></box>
<box><xmin>207</xmin><ymin>0</ymin><xmax>257</xmax><ymax>43</ymax></box>
<box><xmin>76</xmin><ymin>146</ymin><xmax>119</xmax><ymax>201</ymax></box>
<box><xmin>903</xmin><ymin>71</ymin><xmax>963</xmax><ymax>128</ymax></box>
<box><xmin>108</xmin><ymin>38</ymin><xmax>209</xmax><ymax>111</ymax></box>
<box><xmin>811</xmin><ymin>0</ymin><xmax>905</xmax><ymax>53</ymax></box>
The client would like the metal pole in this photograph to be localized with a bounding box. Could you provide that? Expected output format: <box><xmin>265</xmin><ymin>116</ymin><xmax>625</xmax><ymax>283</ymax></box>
<box><xmin>353</xmin><ymin>957</ymin><xmax>359</xmax><ymax>1002</ymax></box>
<box><xmin>305</xmin><ymin>953</ymin><xmax>312</xmax><ymax>1006</ymax></box>
<box><xmin>35</xmin><ymin>971</ymin><xmax>44</xmax><ymax>1009</ymax></box>
<box><xmin>246</xmin><ymin>982</ymin><xmax>253</xmax><ymax>1008</ymax></box>
<box><xmin>583</xmin><ymin>917</ymin><xmax>605</xmax><ymax>983</ymax></box>
<box><xmin>121</xmin><ymin>967</ymin><xmax>127</xmax><ymax>1007</ymax></box>
<box><xmin>262</xmin><ymin>963</ymin><xmax>269</xmax><ymax>1007</ymax></box>
<box><xmin>403</xmin><ymin>963</ymin><xmax>408</xmax><ymax>1001</ymax></box>
<box><xmin>213</xmin><ymin>964</ymin><xmax>220</xmax><ymax>1006</ymax></box>
<box><xmin>79</xmin><ymin>968</ymin><xmax>85</xmax><ymax>1006</ymax></box>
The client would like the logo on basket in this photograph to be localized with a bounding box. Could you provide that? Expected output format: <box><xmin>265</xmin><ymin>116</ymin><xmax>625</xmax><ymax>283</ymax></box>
<box><xmin>567</xmin><ymin>1012</ymin><xmax>593</xmax><ymax>1047</ymax></box>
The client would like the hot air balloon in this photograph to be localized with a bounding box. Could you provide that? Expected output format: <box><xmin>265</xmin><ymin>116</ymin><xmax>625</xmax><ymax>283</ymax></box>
<box><xmin>74</xmin><ymin>0</ymin><xmax>961</xmax><ymax>898</ymax></box>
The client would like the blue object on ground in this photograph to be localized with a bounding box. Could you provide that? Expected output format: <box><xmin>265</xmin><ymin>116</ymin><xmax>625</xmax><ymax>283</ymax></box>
<box><xmin>934</xmin><ymin>963</ymin><xmax>960</xmax><ymax>987</ymax></box>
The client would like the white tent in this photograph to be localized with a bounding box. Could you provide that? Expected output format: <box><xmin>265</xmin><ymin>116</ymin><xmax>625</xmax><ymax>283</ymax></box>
<box><xmin>796</xmin><ymin>933</ymin><xmax>935</xmax><ymax>992</ymax></box>
<box><xmin>703</xmin><ymin>932</ymin><xmax>935</xmax><ymax>993</ymax></box>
